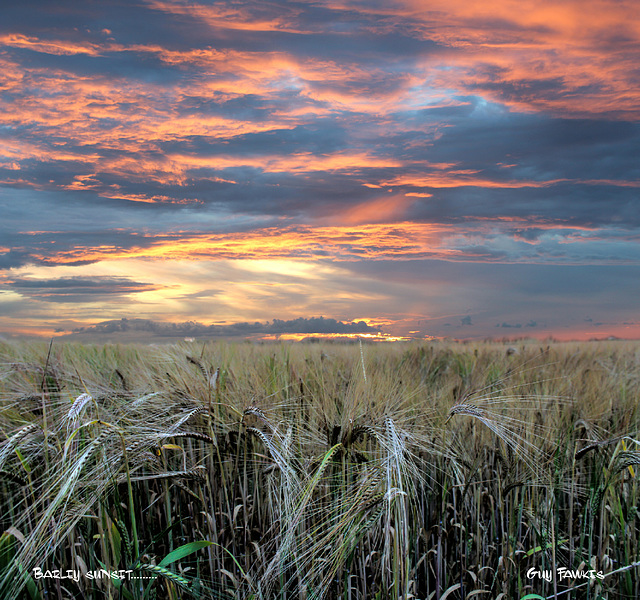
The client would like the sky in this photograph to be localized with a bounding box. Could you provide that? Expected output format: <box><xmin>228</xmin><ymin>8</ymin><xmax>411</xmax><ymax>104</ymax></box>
<box><xmin>1</xmin><ymin>0</ymin><xmax>639</xmax><ymax>342</ymax></box>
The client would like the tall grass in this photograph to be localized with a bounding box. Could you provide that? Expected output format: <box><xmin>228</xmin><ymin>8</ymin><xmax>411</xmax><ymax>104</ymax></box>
<box><xmin>0</xmin><ymin>339</ymin><xmax>639</xmax><ymax>599</ymax></box>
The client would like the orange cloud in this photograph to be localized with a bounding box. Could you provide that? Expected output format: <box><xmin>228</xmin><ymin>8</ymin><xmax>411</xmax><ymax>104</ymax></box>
<box><xmin>22</xmin><ymin>218</ymin><xmax>606</xmax><ymax>267</ymax></box>
<box><xmin>379</xmin><ymin>174</ymin><xmax>640</xmax><ymax>190</ymax></box>
<box><xmin>26</xmin><ymin>223</ymin><xmax>455</xmax><ymax>265</ymax></box>
<box><xmin>334</xmin><ymin>194</ymin><xmax>416</xmax><ymax>225</ymax></box>
<box><xmin>146</xmin><ymin>1</ymin><xmax>310</xmax><ymax>34</ymax></box>
<box><xmin>288</xmin><ymin>0</ymin><xmax>640</xmax><ymax>117</ymax></box>
<box><xmin>421</xmin><ymin>1</ymin><xmax>639</xmax><ymax>116</ymax></box>
<box><xmin>3</xmin><ymin>0</ymin><xmax>639</xmax><ymax>125</ymax></box>
<box><xmin>0</xmin><ymin>34</ymin><xmax>102</xmax><ymax>56</ymax></box>
<box><xmin>167</xmin><ymin>151</ymin><xmax>403</xmax><ymax>175</ymax></box>
<box><xmin>3</xmin><ymin>3</ymin><xmax>636</xmax><ymax>204</ymax></box>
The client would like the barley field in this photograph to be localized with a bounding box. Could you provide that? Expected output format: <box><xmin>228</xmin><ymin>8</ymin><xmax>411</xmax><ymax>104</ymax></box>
<box><xmin>0</xmin><ymin>339</ymin><xmax>639</xmax><ymax>599</ymax></box>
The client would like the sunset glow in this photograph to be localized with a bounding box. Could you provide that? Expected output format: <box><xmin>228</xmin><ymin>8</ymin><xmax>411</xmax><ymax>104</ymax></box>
<box><xmin>1</xmin><ymin>0</ymin><xmax>638</xmax><ymax>342</ymax></box>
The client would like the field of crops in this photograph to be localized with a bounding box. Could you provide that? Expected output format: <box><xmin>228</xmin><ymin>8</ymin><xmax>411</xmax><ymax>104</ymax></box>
<box><xmin>0</xmin><ymin>339</ymin><xmax>639</xmax><ymax>599</ymax></box>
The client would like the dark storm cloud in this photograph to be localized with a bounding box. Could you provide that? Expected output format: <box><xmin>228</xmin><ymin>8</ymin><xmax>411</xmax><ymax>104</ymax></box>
<box><xmin>71</xmin><ymin>316</ymin><xmax>380</xmax><ymax>337</ymax></box>
<box><xmin>0</xmin><ymin>250</ymin><xmax>32</xmax><ymax>270</ymax></box>
<box><xmin>425</xmin><ymin>112</ymin><xmax>640</xmax><ymax>180</ymax></box>
<box><xmin>4</xmin><ymin>276</ymin><xmax>161</xmax><ymax>302</ymax></box>
<box><xmin>407</xmin><ymin>185</ymin><xmax>640</xmax><ymax>228</ymax></box>
<box><xmin>389</xmin><ymin>107</ymin><xmax>640</xmax><ymax>198</ymax></box>
<box><xmin>0</xmin><ymin>221</ymin><xmax>171</xmax><ymax>270</ymax></box>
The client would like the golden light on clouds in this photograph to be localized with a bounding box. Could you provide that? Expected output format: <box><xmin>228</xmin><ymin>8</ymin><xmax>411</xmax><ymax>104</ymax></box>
<box><xmin>1</xmin><ymin>0</ymin><xmax>639</xmax><ymax>341</ymax></box>
<box><xmin>25</xmin><ymin>223</ymin><xmax>459</xmax><ymax>265</ymax></box>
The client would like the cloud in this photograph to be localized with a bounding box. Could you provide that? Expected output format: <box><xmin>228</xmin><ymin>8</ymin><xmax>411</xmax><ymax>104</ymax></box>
<box><xmin>70</xmin><ymin>316</ymin><xmax>381</xmax><ymax>338</ymax></box>
<box><xmin>4</xmin><ymin>218</ymin><xmax>638</xmax><ymax>270</ymax></box>
<box><xmin>5</xmin><ymin>276</ymin><xmax>161</xmax><ymax>302</ymax></box>
<box><xmin>496</xmin><ymin>321</ymin><xmax>539</xmax><ymax>328</ymax></box>
<box><xmin>2</xmin><ymin>255</ymin><xmax>639</xmax><ymax>341</ymax></box>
